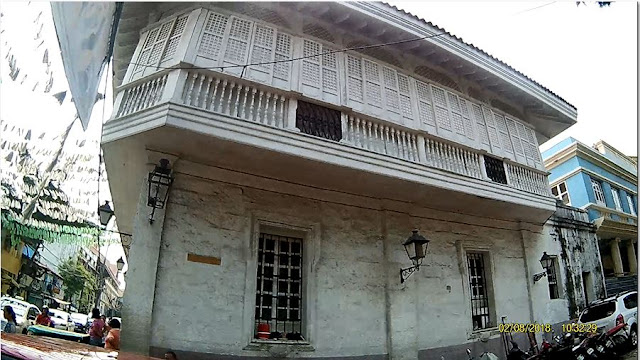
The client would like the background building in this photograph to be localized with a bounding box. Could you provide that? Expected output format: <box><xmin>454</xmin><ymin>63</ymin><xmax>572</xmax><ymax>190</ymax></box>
<box><xmin>543</xmin><ymin>137</ymin><xmax>637</xmax><ymax>295</ymax></box>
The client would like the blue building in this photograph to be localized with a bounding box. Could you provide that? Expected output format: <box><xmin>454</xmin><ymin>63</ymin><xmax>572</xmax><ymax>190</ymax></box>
<box><xmin>543</xmin><ymin>138</ymin><xmax>637</xmax><ymax>295</ymax></box>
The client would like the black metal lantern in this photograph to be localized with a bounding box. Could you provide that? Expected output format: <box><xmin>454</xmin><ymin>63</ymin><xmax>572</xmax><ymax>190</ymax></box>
<box><xmin>539</xmin><ymin>252</ymin><xmax>553</xmax><ymax>270</ymax></box>
<box><xmin>116</xmin><ymin>257</ymin><xmax>125</xmax><ymax>272</ymax></box>
<box><xmin>533</xmin><ymin>252</ymin><xmax>553</xmax><ymax>283</ymax></box>
<box><xmin>97</xmin><ymin>201</ymin><xmax>114</xmax><ymax>227</ymax></box>
<box><xmin>400</xmin><ymin>230</ymin><xmax>430</xmax><ymax>283</ymax></box>
<box><xmin>147</xmin><ymin>159</ymin><xmax>174</xmax><ymax>223</ymax></box>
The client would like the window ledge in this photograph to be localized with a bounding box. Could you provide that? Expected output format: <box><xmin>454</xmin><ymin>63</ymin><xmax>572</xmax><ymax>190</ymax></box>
<box><xmin>244</xmin><ymin>340</ymin><xmax>315</xmax><ymax>352</ymax></box>
<box><xmin>469</xmin><ymin>327</ymin><xmax>501</xmax><ymax>341</ymax></box>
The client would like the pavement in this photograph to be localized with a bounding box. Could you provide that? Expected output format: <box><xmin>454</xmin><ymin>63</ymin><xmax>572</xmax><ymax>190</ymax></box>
<box><xmin>621</xmin><ymin>348</ymin><xmax>638</xmax><ymax>360</ymax></box>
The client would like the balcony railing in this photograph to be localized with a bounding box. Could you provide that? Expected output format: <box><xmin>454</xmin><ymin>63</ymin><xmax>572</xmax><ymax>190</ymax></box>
<box><xmin>111</xmin><ymin>68</ymin><xmax>552</xmax><ymax>198</ymax></box>
<box><xmin>589</xmin><ymin>204</ymin><xmax>638</xmax><ymax>226</ymax></box>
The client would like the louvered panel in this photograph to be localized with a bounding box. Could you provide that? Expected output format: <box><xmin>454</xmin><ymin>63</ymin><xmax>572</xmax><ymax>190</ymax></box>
<box><xmin>416</xmin><ymin>80</ymin><xmax>435</xmax><ymax>126</ymax></box>
<box><xmin>506</xmin><ymin>117</ymin><xmax>524</xmax><ymax>156</ymax></box>
<box><xmin>517</xmin><ymin>122</ymin><xmax>534</xmax><ymax>160</ymax></box>
<box><xmin>472</xmin><ymin>104</ymin><xmax>490</xmax><ymax>146</ymax></box>
<box><xmin>161</xmin><ymin>15</ymin><xmax>189</xmax><ymax>62</ymax></box>
<box><xmin>494</xmin><ymin>114</ymin><xmax>513</xmax><ymax>154</ymax></box>
<box><xmin>526</xmin><ymin>127</ymin><xmax>542</xmax><ymax>163</ymax></box>
<box><xmin>224</xmin><ymin>17</ymin><xmax>253</xmax><ymax>64</ymax></box>
<box><xmin>482</xmin><ymin>106</ymin><xmax>500</xmax><ymax>149</ymax></box>
<box><xmin>149</xmin><ymin>20</ymin><xmax>175</xmax><ymax>65</ymax></box>
<box><xmin>383</xmin><ymin>67</ymin><xmax>400</xmax><ymax>113</ymax></box>
<box><xmin>301</xmin><ymin>39</ymin><xmax>321</xmax><ymax>88</ymax></box>
<box><xmin>364</xmin><ymin>60</ymin><xmax>382</xmax><ymax>108</ymax></box>
<box><xmin>273</xmin><ymin>33</ymin><xmax>292</xmax><ymax>81</ymax></box>
<box><xmin>198</xmin><ymin>12</ymin><xmax>229</xmax><ymax>61</ymax></box>
<box><xmin>398</xmin><ymin>75</ymin><xmax>413</xmax><ymax>118</ymax></box>
<box><xmin>347</xmin><ymin>55</ymin><xmax>363</xmax><ymax>102</ymax></box>
<box><xmin>322</xmin><ymin>47</ymin><xmax>339</xmax><ymax>95</ymax></box>
<box><xmin>431</xmin><ymin>86</ymin><xmax>451</xmax><ymax>130</ymax></box>
<box><xmin>249</xmin><ymin>25</ymin><xmax>275</xmax><ymax>71</ymax></box>
<box><xmin>459</xmin><ymin>99</ymin><xmax>474</xmax><ymax>140</ymax></box>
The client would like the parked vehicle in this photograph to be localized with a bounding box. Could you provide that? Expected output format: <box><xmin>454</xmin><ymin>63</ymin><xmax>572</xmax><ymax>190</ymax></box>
<box><xmin>69</xmin><ymin>312</ymin><xmax>89</xmax><ymax>333</ymax></box>
<box><xmin>47</xmin><ymin>308</ymin><xmax>74</xmax><ymax>332</ymax></box>
<box><xmin>0</xmin><ymin>297</ymin><xmax>41</xmax><ymax>334</ymax></box>
<box><xmin>578</xmin><ymin>291</ymin><xmax>637</xmax><ymax>348</ymax></box>
<box><xmin>572</xmin><ymin>332</ymin><xmax>599</xmax><ymax>360</ymax></box>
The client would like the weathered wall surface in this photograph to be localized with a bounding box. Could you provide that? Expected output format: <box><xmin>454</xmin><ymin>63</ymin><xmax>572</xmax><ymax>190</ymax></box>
<box><xmin>136</xmin><ymin>161</ymin><xmax>556</xmax><ymax>359</ymax></box>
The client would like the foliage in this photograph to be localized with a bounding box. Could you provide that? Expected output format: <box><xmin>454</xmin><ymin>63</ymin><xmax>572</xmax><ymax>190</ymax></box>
<box><xmin>58</xmin><ymin>257</ymin><xmax>96</xmax><ymax>303</ymax></box>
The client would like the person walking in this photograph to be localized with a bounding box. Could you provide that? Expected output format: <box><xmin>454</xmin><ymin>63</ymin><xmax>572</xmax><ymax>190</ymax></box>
<box><xmin>104</xmin><ymin>318</ymin><xmax>121</xmax><ymax>350</ymax></box>
<box><xmin>3</xmin><ymin>305</ymin><xmax>17</xmax><ymax>333</ymax></box>
<box><xmin>35</xmin><ymin>307</ymin><xmax>52</xmax><ymax>327</ymax></box>
<box><xmin>89</xmin><ymin>308</ymin><xmax>105</xmax><ymax>346</ymax></box>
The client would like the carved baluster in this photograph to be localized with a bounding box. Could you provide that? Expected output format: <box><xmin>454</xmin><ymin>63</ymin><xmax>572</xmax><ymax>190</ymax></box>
<box><xmin>129</xmin><ymin>85</ymin><xmax>142</xmax><ymax>113</ymax></box>
<box><xmin>185</xmin><ymin>73</ymin><xmax>198</xmax><ymax>106</ymax></box>
<box><xmin>270</xmin><ymin>94</ymin><xmax>278</xmax><ymax>126</ymax></box>
<box><xmin>239</xmin><ymin>86</ymin><xmax>250</xmax><ymax>119</ymax></box>
<box><xmin>120</xmin><ymin>89</ymin><xmax>131</xmax><ymax>115</ymax></box>
<box><xmin>266</xmin><ymin>92</ymin><xmax>274</xmax><ymax>125</ymax></box>
<box><xmin>355</xmin><ymin>118</ymin><xmax>362</xmax><ymax>148</ymax></box>
<box><xmin>388</xmin><ymin>128</ymin><xmax>395</xmax><ymax>157</ymax></box>
<box><xmin>226</xmin><ymin>82</ymin><xmax>236</xmax><ymax>116</ymax></box>
<box><xmin>208</xmin><ymin>78</ymin><xmax>221</xmax><ymax>111</ymax></box>
<box><xmin>201</xmin><ymin>76</ymin><xmax>214</xmax><ymax>110</ymax></box>
<box><xmin>346</xmin><ymin>116</ymin><xmax>353</xmax><ymax>143</ymax></box>
<box><xmin>194</xmin><ymin>75</ymin><xmax>206</xmax><ymax>108</ymax></box>
<box><xmin>135</xmin><ymin>83</ymin><xmax>149</xmax><ymax>112</ymax></box>
<box><xmin>158</xmin><ymin>75</ymin><xmax>168</xmax><ymax>104</ymax></box>
<box><xmin>456</xmin><ymin>148</ymin><xmax>464</xmax><ymax>175</ymax></box>
<box><xmin>215</xmin><ymin>80</ymin><xmax>228</xmax><ymax>113</ymax></box>
<box><xmin>262</xmin><ymin>92</ymin><xmax>272</xmax><ymax>125</ymax></box>
<box><xmin>277</xmin><ymin>95</ymin><xmax>285</xmax><ymax>128</ymax></box>
<box><xmin>233</xmin><ymin>84</ymin><xmax>243</xmax><ymax>117</ymax></box>
<box><xmin>255</xmin><ymin>91</ymin><xmax>264</xmax><ymax>123</ymax></box>
<box><xmin>372</xmin><ymin>124</ymin><xmax>379</xmax><ymax>153</ymax></box>
<box><xmin>140</xmin><ymin>80</ymin><xmax>153</xmax><ymax>110</ymax></box>
<box><xmin>366</xmin><ymin>121</ymin><xmax>373</xmax><ymax>150</ymax></box>
<box><xmin>402</xmin><ymin>132</ymin><xmax>409</xmax><ymax>160</ymax></box>
<box><xmin>424</xmin><ymin>138</ymin><xmax>432</xmax><ymax>166</ymax></box>
<box><xmin>410</xmin><ymin>134</ymin><xmax>417</xmax><ymax>161</ymax></box>
<box><xmin>248</xmin><ymin>88</ymin><xmax>257</xmax><ymax>121</ymax></box>
<box><xmin>441</xmin><ymin>143</ymin><xmax>449</xmax><ymax>171</ymax></box>
<box><xmin>431</xmin><ymin>140</ymin><xmax>439</xmax><ymax>168</ymax></box>
<box><xmin>124</xmin><ymin>87</ymin><xmax>137</xmax><ymax>115</ymax></box>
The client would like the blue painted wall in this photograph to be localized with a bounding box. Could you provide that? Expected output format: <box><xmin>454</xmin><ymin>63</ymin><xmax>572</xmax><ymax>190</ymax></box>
<box><xmin>544</xmin><ymin>137</ymin><xmax>638</xmax><ymax>222</ymax></box>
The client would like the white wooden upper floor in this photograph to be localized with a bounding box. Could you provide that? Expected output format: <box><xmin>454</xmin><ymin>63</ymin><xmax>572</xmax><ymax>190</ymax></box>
<box><xmin>103</xmin><ymin>2</ymin><xmax>578</xmax><ymax>223</ymax></box>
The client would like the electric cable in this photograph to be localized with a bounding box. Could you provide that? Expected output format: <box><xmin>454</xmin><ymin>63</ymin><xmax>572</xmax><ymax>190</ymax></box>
<box><xmin>115</xmin><ymin>32</ymin><xmax>448</xmax><ymax>72</ymax></box>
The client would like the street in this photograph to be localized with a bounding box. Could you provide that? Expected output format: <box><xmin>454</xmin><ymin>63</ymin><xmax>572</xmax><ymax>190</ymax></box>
<box><xmin>622</xmin><ymin>348</ymin><xmax>638</xmax><ymax>360</ymax></box>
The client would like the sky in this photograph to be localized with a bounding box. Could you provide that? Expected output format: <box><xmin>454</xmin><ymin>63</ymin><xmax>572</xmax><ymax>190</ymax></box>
<box><xmin>388</xmin><ymin>1</ymin><xmax>638</xmax><ymax>155</ymax></box>
<box><xmin>0</xmin><ymin>2</ymin><xmax>126</xmax><ymax>287</ymax></box>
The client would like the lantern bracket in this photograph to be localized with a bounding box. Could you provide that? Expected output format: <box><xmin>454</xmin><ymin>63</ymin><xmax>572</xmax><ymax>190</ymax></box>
<box><xmin>533</xmin><ymin>271</ymin><xmax>547</xmax><ymax>283</ymax></box>
<box><xmin>400</xmin><ymin>265</ymin><xmax>419</xmax><ymax>284</ymax></box>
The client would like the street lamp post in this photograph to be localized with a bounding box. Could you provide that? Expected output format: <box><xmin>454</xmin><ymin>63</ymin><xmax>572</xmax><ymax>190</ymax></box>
<box><xmin>94</xmin><ymin>201</ymin><xmax>114</xmax><ymax>310</ymax></box>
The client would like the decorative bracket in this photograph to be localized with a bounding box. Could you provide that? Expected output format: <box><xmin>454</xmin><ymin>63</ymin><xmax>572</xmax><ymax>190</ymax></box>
<box><xmin>533</xmin><ymin>271</ymin><xmax>547</xmax><ymax>283</ymax></box>
<box><xmin>400</xmin><ymin>265</ymin><xmax>419</xmax><ymax>283</ymax></box>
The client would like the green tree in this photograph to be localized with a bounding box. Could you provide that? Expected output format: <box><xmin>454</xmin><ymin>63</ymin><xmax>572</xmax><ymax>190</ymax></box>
<box><xmin>58</xmin><ymin>257</ymin><xmax>96</xmax><ymax>303</ymax></box>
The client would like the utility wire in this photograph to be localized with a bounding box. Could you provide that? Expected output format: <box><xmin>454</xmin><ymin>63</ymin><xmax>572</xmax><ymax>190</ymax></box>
<box><xmin>115</xmin><ymin>32</ymin><xmax>448</xmax><ymax>72</ymax></box>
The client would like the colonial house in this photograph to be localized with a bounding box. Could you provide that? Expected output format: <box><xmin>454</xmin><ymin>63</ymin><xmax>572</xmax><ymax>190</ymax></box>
<box><xmin>543</xmin><ymin>138</ymin><xmax>638</xmax><ymax>296</ymax></box>
<box><xmin>102</xmin><ymin>2</ymin><xmax>578</xmax><ymax>359</ymax></box>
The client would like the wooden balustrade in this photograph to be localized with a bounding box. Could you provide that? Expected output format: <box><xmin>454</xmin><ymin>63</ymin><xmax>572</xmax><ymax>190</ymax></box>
<box><xmin>116</xmin><ymin>73</ymin><xmax>169</xmax><ymax>117</ymax></box>
<box><xmin>344</xmin><ymin>115</ymin><xmax>419</xmax><ymax>162</ymax></box>
<box><xmin>423</xmin><ymin>136</ymin><xmax>482</xmax><ymax>179</ymax></box>
<box><xmin>112</xmin><ymin>69</ymin><xmax>553</xmax><ymax>198</ymax></box>
<box><xmin>506</xmin><ymin>163</ymin><xmax>550</xmax><ymax>196</ymax></box>
<box><xmin>181</xmin><ymin>71</ymin><xmax>288</xmax><ymax>129</ymax></box>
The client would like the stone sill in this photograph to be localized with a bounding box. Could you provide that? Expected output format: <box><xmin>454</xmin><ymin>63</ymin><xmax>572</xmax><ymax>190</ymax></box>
<box><xmin>244</xmin><ymin>340</ymin><xmax>315</xmax><ymax>352</ymax></box>
<box><xmin>469</xmin><ymin>327</ymin><xmax>501</xmax><ymax>341</ymax></box>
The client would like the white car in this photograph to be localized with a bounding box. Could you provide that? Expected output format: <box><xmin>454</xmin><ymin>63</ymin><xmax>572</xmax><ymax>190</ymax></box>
<box><xmin>0</xmin><ymin>296</ymin><xmax>41</xmax><ymax>334</ymax></box>
<box><xmin>578</xmin><ymin>291</ymin><xmax>638</xmax><ymax>347</ymax></box>
<box><xmin>48</xmin><ymin>308</ymin><xmax>75</xmax><ymax>332</ymax></box>
<box><xmin>70</xmin><ymin>312</ymin><xmax>89</xmax><ymax>333</ymax></box>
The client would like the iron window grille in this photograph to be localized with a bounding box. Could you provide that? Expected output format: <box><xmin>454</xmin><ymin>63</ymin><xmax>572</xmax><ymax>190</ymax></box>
<box><xmin>611</xmin><ymin>188</ymin><xmax>623</xmax><ymax>212</ymax></box>
<box><xmin>551</xmin><ymin>182</ymin><xmax>571</xmax><ymax>205</ymax></box>
<box><xmin>295</xmin><ymin>100</ymin><xmax>342</xmax><ymax>142</ymax></box>
<box><xmin>591</xmin><ymin>179</ymin><xmax>606</xmax><ymax>206</ymax></box>
<box><xmin>255</xmin><ymin>233</ymin><xmax>304</xmax><ymax>340</ymax></box>
<box><xmin>483</xmin><ymin>156</ymin><xmax>507</xmax><ymax>185</ymax></box>
<box><xmin>547</xmin><ymin>257</ymin><xmax>560</xmax><ymax>299</ymax></box>
<box><xmin>627</xmin><ymin>194</ymin><xmax>637</xmax><ymax>216</ymax></box>
<box><xmin>467</xmin><ymin>252</ymin><xmax>492</xmax><ymax>330</ymax></box>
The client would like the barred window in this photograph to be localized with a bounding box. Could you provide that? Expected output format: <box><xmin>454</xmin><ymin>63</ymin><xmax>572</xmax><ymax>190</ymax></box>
<box><xmin>551</xmin><ymin>182</ymin><xmax>570</xmax><ymax>205</ymax></box>
<box><xmin>591</xmin><ymin>179</ymin><xmax>606</xmax><ymax>206</ymax></box>
<box><xmin>255</xmin><ymin>233</ymin><xmax>304</xmax><ymax>340</ymax></box>
<box><xmin>547</xmin><ymin>257</ymin><xmax>560</xmax><ymax>299</ymax></box>
<box><xmin>467</xmin><ymin>252</ymin><xmax>492</xmax><ymax>330</ymax></box>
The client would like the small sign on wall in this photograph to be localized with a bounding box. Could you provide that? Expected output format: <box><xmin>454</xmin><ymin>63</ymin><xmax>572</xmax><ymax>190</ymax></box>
<box><xmin>187</xmin><ymin>253</ymin><xmax>221</xmax><ymax>266</ymax></box>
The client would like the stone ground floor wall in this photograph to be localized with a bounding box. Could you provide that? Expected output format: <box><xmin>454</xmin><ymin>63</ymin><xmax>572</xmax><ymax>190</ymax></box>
<box><xmin>121</xmin><ymin>161</ymin><xmax>572</xmax><ymax>359</ymax></box>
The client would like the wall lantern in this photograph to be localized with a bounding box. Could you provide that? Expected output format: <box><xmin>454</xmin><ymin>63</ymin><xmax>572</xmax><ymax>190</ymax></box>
<box><xmin>533</xmin><ymin>252</ymin><xmax>553</xmax><ymax>283</ymax></box>
<box><xmin>400</xmin><ymin>230</ymin><xmax>430</xmax><ymax>283</ymax></box>
<box><xmin>116</xmin><ymin>257</ymin><xmax>125</xmax><ymax>272</ymax></box>
<box><xmin>147</xmin><ymin>159</ymin><xmax>174</xmax><ymax>224</ymax></box>
<box><xmin>97</xmin><ymin>201</ymin><xmax>114</xmax><ymax>227</ymax></box>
